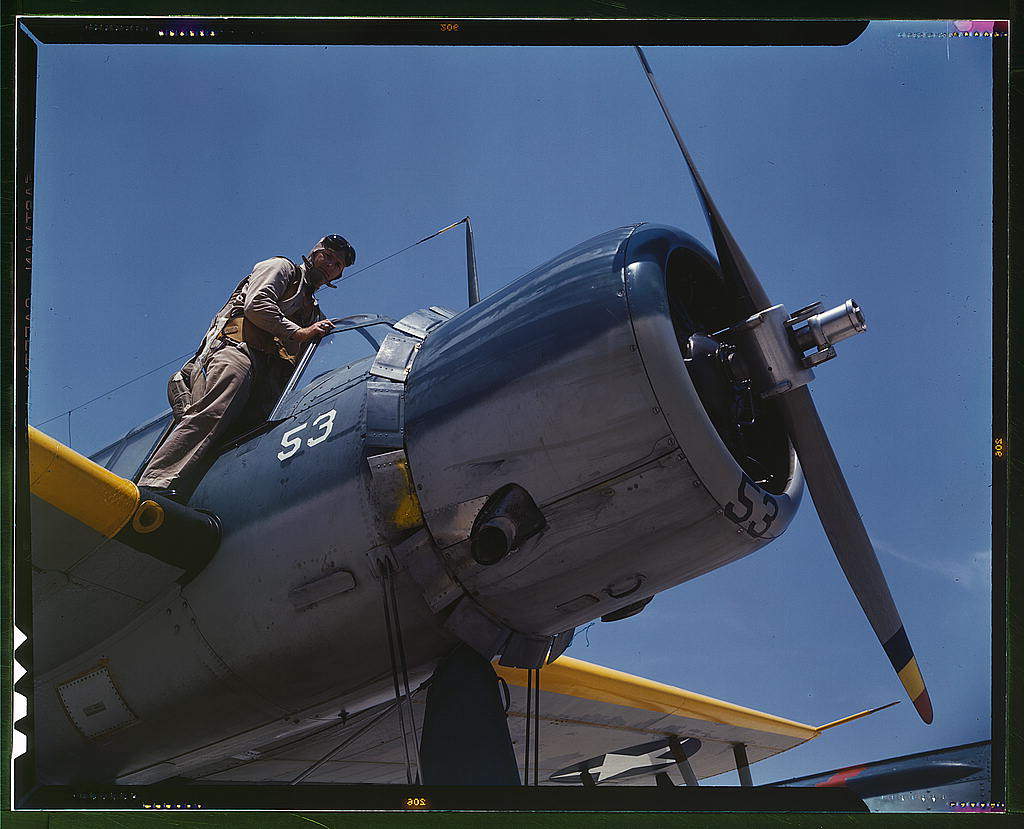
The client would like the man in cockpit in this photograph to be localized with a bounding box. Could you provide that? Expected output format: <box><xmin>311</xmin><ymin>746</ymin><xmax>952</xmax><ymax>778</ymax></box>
<box><xmin>138</xmin><ymin>234</ymin><xmax>356</xmax><ymax>502</ymax></box>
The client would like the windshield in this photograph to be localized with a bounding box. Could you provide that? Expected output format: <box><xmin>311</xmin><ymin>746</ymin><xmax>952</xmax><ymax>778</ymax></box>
<box><xmin>290</xmin><ymin>323</ymin><xmax>392</xmax><ymax>395</ymax></box>
<box><xmin>88</xmin><ymin>411</ymin><xmax>173</xmax><ymax>480</ymax></box>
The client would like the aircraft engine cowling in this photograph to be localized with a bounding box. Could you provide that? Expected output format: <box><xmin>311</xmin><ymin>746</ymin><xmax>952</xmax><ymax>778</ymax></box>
<box><xmin>402</xmin><ymin>224</ymin><xmax>803</xmax><ymax>667</ymax></box>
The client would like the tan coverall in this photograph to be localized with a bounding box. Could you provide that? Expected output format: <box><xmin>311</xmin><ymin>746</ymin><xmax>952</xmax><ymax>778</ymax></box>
<box><xmin>138</xmin><ymin>257</ymin><xmax>324</xmax><ymax>492</ymax></box>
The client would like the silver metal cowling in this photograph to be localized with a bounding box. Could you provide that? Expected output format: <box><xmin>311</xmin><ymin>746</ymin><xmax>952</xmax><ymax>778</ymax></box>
<box><xmin>402</xmin><ymin>224</ymin><xmax>803</xmax><ymax>645</ymax></box>
<box><xmin>622</xmin><ymin>225</ymin><xmax>803</xmax><ymax>536</ymax></box>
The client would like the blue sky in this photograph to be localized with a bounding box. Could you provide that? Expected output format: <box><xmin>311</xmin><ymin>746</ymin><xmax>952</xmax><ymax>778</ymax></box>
<box><xmin>25</xmin><ymin>21</ymin><xmax>994</xmax><ymax>785</ymax></box>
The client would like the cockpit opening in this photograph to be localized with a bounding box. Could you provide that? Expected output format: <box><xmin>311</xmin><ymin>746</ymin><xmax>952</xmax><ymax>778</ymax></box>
<box><xmin>270</xmin><ymin>316</ymin><xmax>396</xmax><ymax>418</ymax></box>
<box><xmin>89</xmin><ymin>314</ymin><xmax>399</xmax><ymax>480</ymax></box>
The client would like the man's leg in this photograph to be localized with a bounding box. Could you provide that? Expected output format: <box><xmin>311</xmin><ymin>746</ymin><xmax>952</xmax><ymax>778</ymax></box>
<box><xmin>138</xmin><ymin>344</ymin><xmax>252</xmax><ymax>492</ymax></box>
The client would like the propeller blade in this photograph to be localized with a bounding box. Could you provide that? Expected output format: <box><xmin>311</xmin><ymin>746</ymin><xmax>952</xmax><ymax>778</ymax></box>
<box><xmin>778</xmin><ymin>387</ymin><xmax>933</xmax><ymax>724</ymax></box>
<box><xmin>633</xmin><ymin>46</ymin><xmax>931</xmax><ymax>723</ymax></box>
<box><xmin>634</xmin><ymin>46</ymin><xmax>770</xmax><ymax>315</ymax></box>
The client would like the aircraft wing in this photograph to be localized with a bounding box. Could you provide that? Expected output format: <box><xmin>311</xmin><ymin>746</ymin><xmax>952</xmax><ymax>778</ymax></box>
<box><xmin>496</xmin><ymin>656</ymin><xmax>822</xmax><ymax>784</ymax></box>
<box><xmin>179</xmin><ymin>655</ymin><xmax>828</xmax><ymax>785</ymax></box>
<box><xmin>766</xmin><ymin>740</ymin><xmax>991</xmax><ymax>803</ymax></box>
<box><xmin>28</xmin><ymin>425</ymin><xmax>187</xmax><ymax>675</ymax></box>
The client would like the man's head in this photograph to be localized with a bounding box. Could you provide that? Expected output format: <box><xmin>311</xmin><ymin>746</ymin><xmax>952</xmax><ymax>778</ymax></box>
<box><xmin>306</xmin><ymin>235</ymin><xmax>356</xmax><ymax>288</ymax></box>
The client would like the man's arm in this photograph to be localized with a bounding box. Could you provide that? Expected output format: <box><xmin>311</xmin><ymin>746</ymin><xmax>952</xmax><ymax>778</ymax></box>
<box><xmin>244</xmin><ymin>258</ymin><xmax>334</xmax><ymax>345</ymax></box>
<box><xmin>243</xmin><ymin>258</ymin><xmax>305</xmax><ymax>343</ymax></box>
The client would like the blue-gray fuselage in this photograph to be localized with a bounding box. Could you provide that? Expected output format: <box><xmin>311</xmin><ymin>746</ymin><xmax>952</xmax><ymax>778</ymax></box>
<box><xmin>34</xmin><ymin>223</ymin><xmax>803</xmax><ymax>784</ymax></box>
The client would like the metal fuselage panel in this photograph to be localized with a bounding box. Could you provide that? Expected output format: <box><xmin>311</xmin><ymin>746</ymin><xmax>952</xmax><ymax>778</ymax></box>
<box><xmin>404</xmin><ymin>224</ymin><xmax>801</xmax><ymax>635</ymax></box>
<box><xmin>35</xmin><ymin>367</ymin><xmax>453</xmax><ymax>784</ymax></box>
<box><xmin>405</xmin><ymin>226</ymin><xmax>663</xmax><ymax>512</ymax></box>
<box><xmin>185</xmin><ymin>372</ymin><xmax>451</xmax><ymax>708</ymax></box>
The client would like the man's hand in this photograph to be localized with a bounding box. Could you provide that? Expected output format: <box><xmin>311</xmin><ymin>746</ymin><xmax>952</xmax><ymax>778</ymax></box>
<box><xmin>293</xmin><ymin>320</ymin><xmax>335</xmax><ymax>343</ymax></box>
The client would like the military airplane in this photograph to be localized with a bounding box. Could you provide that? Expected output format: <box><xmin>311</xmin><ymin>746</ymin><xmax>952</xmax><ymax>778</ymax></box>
<box><xmin>20</xmin><ymin>46</ymin><xmax>932</xmax><ymax>795</ymax></box>
<box><xmin>768</xmin><ymin>740</ymin><xmax>993</xmax><ymax>813</ymax></box>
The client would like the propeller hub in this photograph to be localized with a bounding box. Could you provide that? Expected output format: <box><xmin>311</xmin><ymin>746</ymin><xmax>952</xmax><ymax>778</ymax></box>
<box><xmin>787</xmin><ymin>299</ymin><xmax>867</xmax><ymax>367</ymax></box>
<box><xmin>716</xmin><ymin>299</ymin><xmax>868</xmax><ymax>400</ymax></box>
